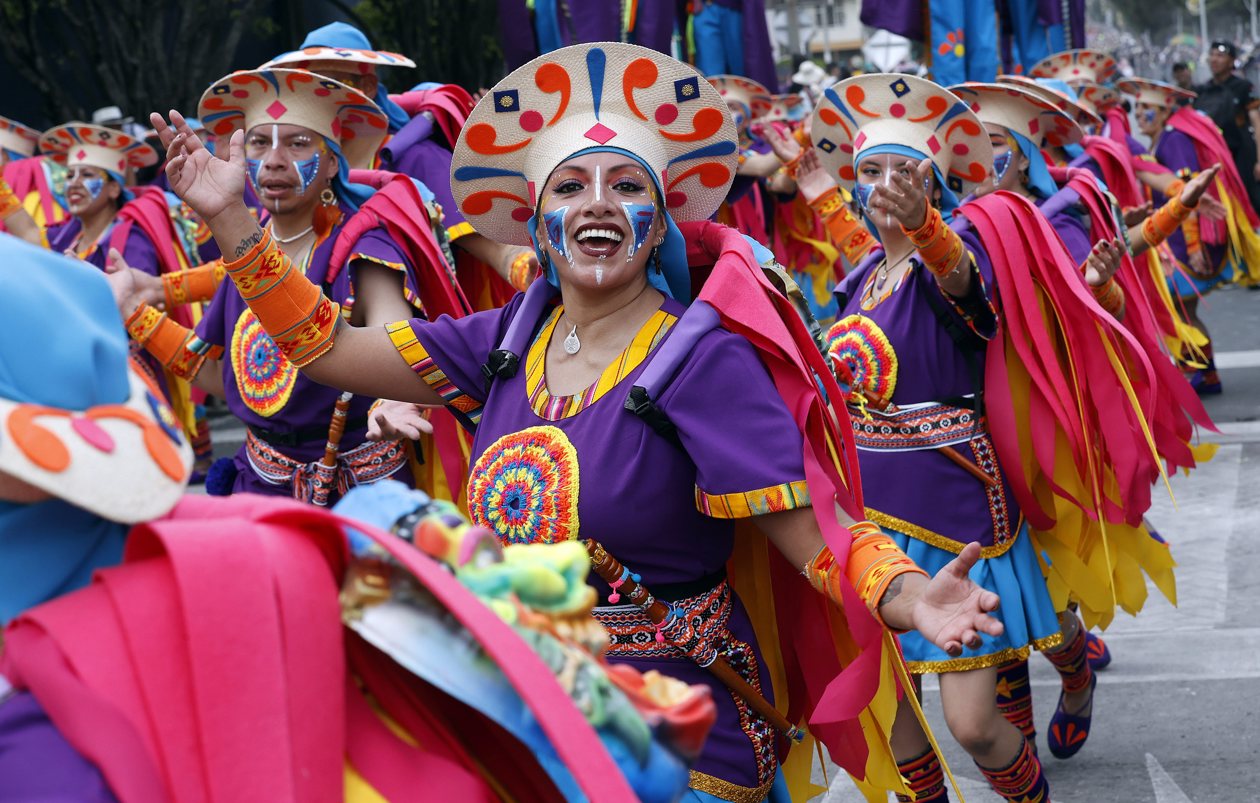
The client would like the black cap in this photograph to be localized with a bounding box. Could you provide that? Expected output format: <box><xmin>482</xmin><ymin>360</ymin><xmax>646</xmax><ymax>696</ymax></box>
<box><xmin>1211</xmin><ymin>41</ymin><xmax>1239</xmax><ymax>57</ymax></box>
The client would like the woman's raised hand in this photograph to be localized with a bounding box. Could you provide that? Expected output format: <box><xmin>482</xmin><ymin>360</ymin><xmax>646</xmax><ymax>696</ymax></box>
<box><xmin>150</xmin><ymin>110</ymin><xmax>246</xmax><ymax>225</ymax></box>
<box><xmin>794</xmin><ymin>148</ymin><xmax>837</xmax><ymax>205</ymax></box>
<box><xmin>868</xmin><ymin>158</ymin><xmax>933</xmax><ymax>231</ymax></box>
<box><xmin>757</xmin><ymin>122</ymin><xmax>802</xmax><ymax>165</ymax></box>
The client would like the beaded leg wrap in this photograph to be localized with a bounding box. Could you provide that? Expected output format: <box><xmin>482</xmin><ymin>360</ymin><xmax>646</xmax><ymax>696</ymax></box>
<box><xmin>1046</xmin><ymin>625</ymin><xmax>1095</xmax><ymax>759</ymax></box>
<box><xmin>894</xmin><ymin>748</ymin><xmax>948</xmax><ymax>802</ymax></box>
<box><xmin>976</xmin><ymin>738</ymin><xmax>1049</xmax><ymax>802</ymax></box>
<box><xmin>995</xmin><ymin>657</ymin><xmax>1036</xmax><ymax>745</ymax></box>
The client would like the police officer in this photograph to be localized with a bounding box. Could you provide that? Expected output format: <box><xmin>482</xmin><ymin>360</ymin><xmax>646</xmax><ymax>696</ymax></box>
<box><xmin>1194</xmin><ymin>40</ymin><xmax>1260</xmax><ymax>212</ymax></box>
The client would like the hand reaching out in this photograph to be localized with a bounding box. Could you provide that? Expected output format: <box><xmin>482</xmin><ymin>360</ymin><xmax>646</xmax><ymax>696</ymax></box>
<box><xmin>1122</xmin><ymin>202</ymin><xmax>1152</xmax><ymax>227</ymax></box>
<box><xmin>104</xmin><ymin>248</ymin><xmax>165</xmax><ymax>318</ymax></box>
<box><xmin>906</xmin><ymin>542</ymin><xmax>1004</xmax><ymax>656</ymax></box>
<box><xmin>1180</xmin><ymin>163</ymin><xmax>1224</xmax><ymax>220</ymax></box>
<box><xmin>149</xmin><ymin>110</ymin><xmax>246</xmax><ymax>225</ymax></box>
<box><xmin>756</xmin><ymin>122</ymin><xmax>802</xmax><ymax>166</ymax></box>
<box><xmin>1083</xmin><ymin>238</ymin><xmax>1124</xmax><ymax>286</ymax></box>
<box><xmin>795</xmin><ymin>148</ymin><xmax>838</xmax><ymax>205</ymax></box>
<box><xmin>867</xmin><ymin>158</ymin><xmax>933</xmax><ymax>231</ymax></box>
<box><xmin>367</xmin><ymin>400</ymin><xmax>435</xmax><ymax>442</ymax></box>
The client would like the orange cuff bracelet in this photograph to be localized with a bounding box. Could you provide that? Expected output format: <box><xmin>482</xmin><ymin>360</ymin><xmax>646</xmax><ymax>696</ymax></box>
<box><xmin>804</xmin><ymin>520</ymin><xmax>927</xmax><ymax>629</ymax></box>
<box><xmin>1091</xmin><ymin>278</ymin><xmax>1126</xmax><ymax>317</ymax></box>
<box><xmin>1141</xmin><ymin>193</ymin><xmax>1193</xmax><ymax>248</ymax></box>
<box><xmin>125</xmin><ymin>303</ymin><xmax>223</xmax><ymax>379</ymax></box>
<box><xmin>1164</xmin><ymin>178</ymin><xmax>1186</xmax><ymax>200</ymax></box>
<box><xmin>163</xmin><ymin>262</ymin><xmax>226</xmax><ymax>309</ymax></box>
<box><xmin>0</xmin><ymin>179</ymin><xmax>21</xmax><ymax>220</ymax></box>
<box><xmin>508</xmin><ymin>251</ymin><xmax>538</xmax><ymax>291</ymax></box>
<box><xmin>809</xmin><ymin>187</ymin><xmax>846</xmax><ymax>219</ymax></box>
<box><xmin>222</xmin><ymin>228</ymin><xmax>340</xmax><ymax>368</ymax></box>
<box><xmin>904</xmin><ymin>207</ymin><xmax>966</xmax><ymax>278</ymax></box>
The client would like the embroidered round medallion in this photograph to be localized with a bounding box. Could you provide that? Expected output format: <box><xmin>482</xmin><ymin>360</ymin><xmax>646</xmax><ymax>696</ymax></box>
<box><xmin>825</xmin><ymin>315</ymin><xmax>898</xmax><ymax>404</ymax></box>
<box><xmin>468</xmin><ymin>425</ymin><xmax>579</xmax><ymax>545</ymax></box>
<box><xmin>231</xmin><ymin>309</ymin><xmax>298</xmax><ymax>417</ymax></box>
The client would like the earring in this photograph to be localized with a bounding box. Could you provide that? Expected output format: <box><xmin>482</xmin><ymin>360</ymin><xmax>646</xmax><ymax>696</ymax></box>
<box><xmin>320</xmin><ymin>186</ymin><xmax>336</xmax><ymax>206</ymax></box>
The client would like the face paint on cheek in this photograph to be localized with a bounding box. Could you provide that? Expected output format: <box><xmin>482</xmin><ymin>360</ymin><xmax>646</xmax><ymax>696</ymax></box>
<box><xmin>620</xmin><ymin>201</ymin><xmax>656</xmax><ymax>263</ymax></box>
<box><xmin>853</xmin><ymin>182</ymin><xmax>875</xmax><ymax>212</ymax></box>
<box><xmin>993</xmin><ymin>150</ymin><xmax>1013</xmax><ymax>183</ymax></box>
<box><xmin>246</xmin><ymin>158</ymin><xmax>263</xmax><ymax>194</ymax></box>
<box><xmin>543</xmin><ymin>206</ymin><xmax>571</xmax><ymax>264</ymax></box>
<box><xmin>83</xmin><ymin>177</ymin><xmax>105</xmax><ymax>202</ymax></box>
<box><xmin>294</xmin><ymin>151</ymin><xmax>320</xmax><ymax>195</ymax></box>
<box><xmin>1141</xmin><ymin>110</ymin><xmax>1158</xmax><ymax>126</ymax></box>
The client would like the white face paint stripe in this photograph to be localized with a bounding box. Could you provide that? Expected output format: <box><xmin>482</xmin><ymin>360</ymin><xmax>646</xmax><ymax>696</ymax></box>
<box><xmin>271</xmin><ymin>124</ymin><xmax>279</xmax><ymax>152</ymax></box>
<box><xmin>594</xmin><ymin>165</ymin><xmax>602</xmax><ymax>203</ymax></box>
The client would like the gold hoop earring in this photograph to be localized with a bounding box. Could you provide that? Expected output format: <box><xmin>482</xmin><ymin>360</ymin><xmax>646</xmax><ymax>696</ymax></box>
<box><xmin>320</xmin><ymin>186</ymin><xmax>336</xmax><ymax>206</ymax></box>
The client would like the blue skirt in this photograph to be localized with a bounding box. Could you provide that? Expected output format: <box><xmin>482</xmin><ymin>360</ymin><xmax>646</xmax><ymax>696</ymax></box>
<box><xmin>1168</xmin><ymin>258</ymin><xmax>1234</xmax><ymax>298</ymax></box>
<box><xmin>887</xmin><ymin>521</ymin><xmax>1062</xmax><ymax>673</ymax></box>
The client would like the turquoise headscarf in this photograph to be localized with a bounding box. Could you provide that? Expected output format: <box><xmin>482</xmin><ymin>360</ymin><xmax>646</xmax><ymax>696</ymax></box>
<box><xmin>0</xmin><ymin>237</ymin><xmax>135</xmax><ymax>621</ymax></box>
<box><xmin>524</xmin><ymin>147</ymin><xmax>691</xmax><ymax>302</ymax></box>
<box><xmin>297</xmin><ymin>22</ymin><xmax>412</xmax><ymax>134</ymax></box>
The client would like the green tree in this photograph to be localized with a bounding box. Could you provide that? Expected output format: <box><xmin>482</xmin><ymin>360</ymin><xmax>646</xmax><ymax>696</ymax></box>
<box><xmin>0</xmin><ymin>0</ymin><xmax>271</xmax><ymax>124</ymax></box>
<box><xmin>332</xmin><ymin>0</ymin><xmax>505</xmax><ymax>91</ymax></box>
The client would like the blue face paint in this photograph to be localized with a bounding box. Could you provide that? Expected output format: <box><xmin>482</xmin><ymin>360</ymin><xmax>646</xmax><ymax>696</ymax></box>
<box><xmin>620</xmin><ymin>202</ymin><xmax>655</xmax><ymax>261</ymax></box>
<box><xmin>295</xmin><ymin>151</ymin><xmax>320</xmax><ymax>195</ymax></box>
<box><xmin>993</xmin><ymin>150</ymin><xmax>1014</xmax><ymax>183</ymax></box>
<box><xmin>246</xmin><ymin>158</ymin><xmax>264</xmax><ymax>194</ymax></box>
<box><xmin>853</xmin><ymin>182</ymin><xmax>875</xmax><ymax>210</ymax></box>
<box><xmin>83</xmin><ymin>177</ymin><xmax>105</xmax><ymax>202</ymax></box>
<box><xmin>1141</xmin><ymin>109</ymin><xmax>1158</xmax><ymax>126</ymax></box>
<box><xmin>543</xmin><ymin>206</ymin><xmax>570</xmax><ymax>262</ymax></box>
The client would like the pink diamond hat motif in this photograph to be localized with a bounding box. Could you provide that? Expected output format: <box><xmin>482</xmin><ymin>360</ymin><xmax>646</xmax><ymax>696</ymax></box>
<box><xmin>583</xmin><ymin>123</ymin><xmax>616</xmax><ymax>144</ymax></box>
<box><xmin>265</xmin><ymin>100</ymin><xmax>288</xmax><ymax>120</ymax></box>
<box><xmin>75</xmin><ymin>149</ymin><xmax>87</xmax><ymax>161</ymax></box>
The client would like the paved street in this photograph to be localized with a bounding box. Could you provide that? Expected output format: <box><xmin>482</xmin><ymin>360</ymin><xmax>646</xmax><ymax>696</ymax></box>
<box><xmin>821</xmin><ymin>284</ymin><xmax>1260</xmax><ymax>801</ymax></box>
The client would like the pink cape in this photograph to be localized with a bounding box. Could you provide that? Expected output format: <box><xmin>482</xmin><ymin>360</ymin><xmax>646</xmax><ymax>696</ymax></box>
<box><xmin>0</xmin><ymin>494</ymin><xmax>639</xmax><ymax>802</ymax></box>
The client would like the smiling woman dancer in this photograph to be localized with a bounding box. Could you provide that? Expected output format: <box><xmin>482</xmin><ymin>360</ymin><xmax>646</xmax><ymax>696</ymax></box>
<box><xmin>151</xmin><ymin>43</ymin><xmax>1007</xmax><ymax>802</ymax></box>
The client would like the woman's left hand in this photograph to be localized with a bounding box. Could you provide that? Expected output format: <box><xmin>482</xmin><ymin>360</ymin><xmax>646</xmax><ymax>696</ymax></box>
<box><xmin>367</xmin><ymin>400</ymin><xmax>435</xmax><ymax>441</ymax></box>
<box><xmin>1083</xmin><ymin>238</ymin><xmax>1124</xmax><ymax>286</ymax></box>
<box><xmin>867</xmin><ymin>158</ymin><xmax>934</xmax><ymax>231</ymax></box>
<box><xmin>888</xmin><ymin>542</ymin><xmax>1004</xmax><ymax>656</ymax></box>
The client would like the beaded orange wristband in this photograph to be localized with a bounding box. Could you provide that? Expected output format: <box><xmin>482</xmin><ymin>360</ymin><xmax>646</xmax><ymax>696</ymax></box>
<box><xmin>0</xmin><ymin>179</ymin><xmax>21</xmax><ymax>220</ymax></box>
<box><xmin>1140</xmin><ymin>193</ymin><xmax>1193</xmax><ymax>248</ymax></box>
<box><xmin>904</xmin><ymin>207</ymin><xmax>966</xmax><ymax>278</ymax></box>
<box><xmin>508</xmin><ymin>250</ymin><xmax>538</xmax><ymax>291</ymax></box>
<box><xmin>804</xmin><ymin>520</ymin><xmax>927</xmax><ymax>629</ymax></box>
<box><xmin>1091</xmin><ymin>278</ymin><xmax>1126</xmax><ymax>317</ymax></box>
<box><xmin>222</xmin><ymin>228</ymin><xmax>340</xmax><ymax>368</ymax></box>
<box><xmin>125</xmin><ymin>303</ymin><xmax>223</xmax><ymax>379</ymax></box>
<box><xmin>162</xmin><ymin>261</ymin><xmax>226</xmax><ymax>309</ymax></box>
<box><xmin>809</xmin><ymin>186</ymin><xmax>845</xmax><ymax>218</ymax></box>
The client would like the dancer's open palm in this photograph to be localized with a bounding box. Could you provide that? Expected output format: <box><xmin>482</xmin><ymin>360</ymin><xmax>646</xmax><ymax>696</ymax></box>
<box><xmin>909</xmin><ymin>542</ymin><xmax>1004</xmax><ymax>656</ymax></box>
<box><xmin>149</xmin><ymin>110</ymin><xmax>245</xmax><ymax>223</ymax></box>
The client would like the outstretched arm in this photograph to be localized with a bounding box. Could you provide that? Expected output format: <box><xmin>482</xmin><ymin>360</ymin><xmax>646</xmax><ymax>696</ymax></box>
<box><xmin>151</xmin><ymin>109</ymin><xmax>443</xmax><ymax>406</ymax></box>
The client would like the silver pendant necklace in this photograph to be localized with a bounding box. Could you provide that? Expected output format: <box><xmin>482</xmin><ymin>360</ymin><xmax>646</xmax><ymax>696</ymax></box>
<box><xmin>563</xmin><ymin>323</ymin><xmax>581</xmax><ymax>355</ymax></box>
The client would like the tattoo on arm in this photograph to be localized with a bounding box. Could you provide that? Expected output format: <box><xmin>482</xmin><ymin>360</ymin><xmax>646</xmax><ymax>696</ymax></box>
<box><xmin>878</xmin><ymin>574</ymin><xmax>908</xmax><ymax>610</ymax></box>
<box><xmin>233</xmin><ymin>229</ymin><xmax>263</xmax><ymax>259</ymax></box>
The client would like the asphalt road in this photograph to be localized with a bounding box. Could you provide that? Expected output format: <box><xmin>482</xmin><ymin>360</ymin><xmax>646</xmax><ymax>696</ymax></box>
<box><xmin>821</xmin><ymin>284</ymin><xmax>1260</xmax><ymax>801</ymax></box>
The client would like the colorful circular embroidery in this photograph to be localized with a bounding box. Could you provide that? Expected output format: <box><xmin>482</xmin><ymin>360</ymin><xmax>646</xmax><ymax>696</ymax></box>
<box><xmin>231</xmin><ymin>309</ymin><xmax>298</xmax><ymax>418</ymax></box>
<box><xmin>825</xmin><ymin>315</ymin><xmax>898</xmax><ymax>404</ymax></box>
<box><xmin>468</xmin><ymin>425</ymin><xmax>579</xmax><ymax>545</ymax></box>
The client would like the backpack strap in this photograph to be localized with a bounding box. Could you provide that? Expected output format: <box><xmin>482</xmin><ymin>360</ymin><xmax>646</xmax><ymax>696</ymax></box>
<box><xmin>480</xmin><ymin>279</ymin><xmax>557</xmax><ymax>391</ymax></box>
<box><xmin>623</xmin><ymin>300</ymin><xmax>721</xmax><ymax>452</ymax></box>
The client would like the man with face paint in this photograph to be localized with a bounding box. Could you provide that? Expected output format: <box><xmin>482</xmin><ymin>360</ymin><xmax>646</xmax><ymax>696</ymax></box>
<box><xmin>108</xmin><ymin>69</ymin><xmax>472</xmax><ymax>507</ymax></box>
<box><xmin>1120</xmin><ymin>77</ymin><xmax>1260</xmax><ymax>395</ymax></box>
<box><xmin>152</xmin><ymin>44</ymin><xmax>1015</xmax><ymax>803</ymax></box>
<box><xmin>263</xmin><ymin>23</ymin><xmax>541</xmax><ymax>306</ymax></box>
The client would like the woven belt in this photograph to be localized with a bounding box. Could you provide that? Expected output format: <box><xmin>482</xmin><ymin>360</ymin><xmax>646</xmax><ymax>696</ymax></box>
<box><xmin>593</xmin><ymin>580</ymin><xmax>732</xmax><ymax>661</ymax></box>
<box><xmin>851</xmin><ymin>400</ymin><xmax>981</xmax><ymax>452</ymax></box>
<box><xmin>244</xmin><ymin>431</ymin><xmax>407</xmax><ymax>502</ymax></box>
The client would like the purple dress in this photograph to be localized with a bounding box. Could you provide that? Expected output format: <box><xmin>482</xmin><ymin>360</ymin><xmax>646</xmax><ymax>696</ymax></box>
<box><xmin>196</xmin><ymin>211</ymin><xmax>420</xmax><ymax>500</ymax></box>
<box><xmin>1151</xmin><ymin>129</ymin><xmax>1232</xmax><ymax>297</ymax></box>
<box><xmin>0</xmin><ymin>686</ymin><xmax>118</xmax><ymax>802</ymax></box>
<box><xmin>390</xmin><ymin>292</ymin><xmax>811</xmax><ymax>795</ymax></box>
<box><xmin>828</xmin><ymin>235</ymin><xmax>1060</xmax><ymax>672</ymax></box>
